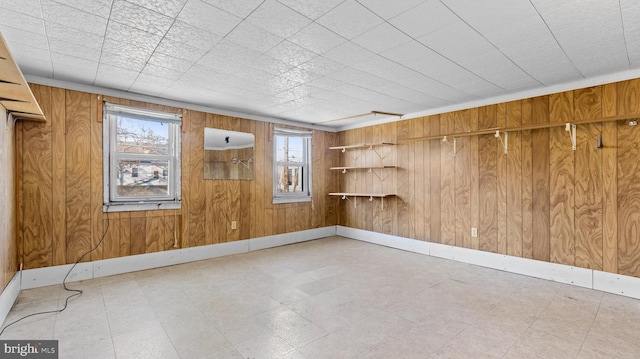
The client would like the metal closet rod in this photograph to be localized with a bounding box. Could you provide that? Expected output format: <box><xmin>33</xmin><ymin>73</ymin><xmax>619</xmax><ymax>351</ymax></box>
<box><xmin>401</xmin><ymin>114</ymin><xmax>639</xmax><ymax>142</ymax></box>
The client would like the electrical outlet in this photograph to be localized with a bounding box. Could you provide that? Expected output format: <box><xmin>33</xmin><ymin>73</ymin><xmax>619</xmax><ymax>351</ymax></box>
<box><xmin>471</xmin><ymin>227</ymin><xmax>478</xmax><ymax>238</ymax></box>
<box><xmin>231</xmin><ymin>221</ymin><xmax>237</xmax><ymax>230</ymax></box>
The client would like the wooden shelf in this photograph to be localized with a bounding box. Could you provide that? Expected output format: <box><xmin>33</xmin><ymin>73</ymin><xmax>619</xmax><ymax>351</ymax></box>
<box><xmin>329</xmin><ymin>192</ymin><xmax>395</xmax><ymax>197</ymax></box>
<box><xmin>0</xmin><ymin>34</ymin><xmax>45</xmax><ymax>122</ymax></box>
<box><xmin>329</xmin><ymin>142</ymin><xmax>395</xmax><ymax>151</ymax></box>
<box><xmin>330</xmin><ymin>166</ymin><xmax>396</xmax><ymax>170</ymax></box>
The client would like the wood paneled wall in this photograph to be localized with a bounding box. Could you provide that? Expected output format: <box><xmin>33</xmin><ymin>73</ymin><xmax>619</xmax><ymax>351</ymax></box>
<box><xmin>0</xmin><ymin>104</ymin><xmax>18</xmax><ymax>290</ymax></box>
<box><xmin>338</xmin><ymin>78</ymin><xmax>640</xmax><ymax>278</ymax></box>
<box><xmin>16</xmin><ymin>85</ymin><xmax>339</xmax><ymax>269</ymax></box>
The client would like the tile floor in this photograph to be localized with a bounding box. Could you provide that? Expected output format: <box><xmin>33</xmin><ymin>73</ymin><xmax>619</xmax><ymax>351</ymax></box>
<box><xmin>2</xmin><ymin>236</ymin><xmax>640</xmax><ymax>358</ymax></box>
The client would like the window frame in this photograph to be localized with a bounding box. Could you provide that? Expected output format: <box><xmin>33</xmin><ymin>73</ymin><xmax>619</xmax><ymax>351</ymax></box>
<box><xmin>103</xmin><ymin>103</ymin><xmax>182</xmax><ymax>212</ymax></box>
<box><xmin>272</xmin><ymin>128</ymin><xmax>312</xmax><ymax>204</ymax></box>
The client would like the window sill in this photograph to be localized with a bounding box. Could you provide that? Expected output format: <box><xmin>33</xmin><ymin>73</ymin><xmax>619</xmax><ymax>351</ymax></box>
<box><xmin>272</xmin><ymin>196</ymin><xmax>312</xmax><ymax>205</ymax></box>
<box><xmin>103</xmin><ymin>202</ymin><xmax>181</xmax><ymax>212</ymax></box>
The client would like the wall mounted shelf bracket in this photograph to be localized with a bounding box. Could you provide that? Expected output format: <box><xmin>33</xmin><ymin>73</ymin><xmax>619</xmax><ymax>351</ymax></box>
<box><xmin>495</xmin><ymin>130</ymin><xmax>508</xmax><ymax>154</ymax></box>
<box><xmin>566</xmin><ymin>123</ymin><xmax>576</xmax><ymax>151</ymax></box>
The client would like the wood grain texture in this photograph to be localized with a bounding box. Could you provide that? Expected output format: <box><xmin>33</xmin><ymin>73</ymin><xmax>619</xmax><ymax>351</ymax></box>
<box><xmin>179</xmin><ymin>109</ymin><xmax>190</xmax><ymax>248</ymax></box>
<box><xmin>51</xmin><ymin>87</ymin><xmax>67</xmax><ymax>265</ymax></box>
<box><xmin>414</xmin><ymin>117</ymin><xmax>427</xmax><ymax>241</ymax></box>
<box><xmin>90</xmin><ymin>94</ymin><xmax>103</xmax><ymax>261</ymax></box>
<box><xmin>617</xmin><ymin>121</ymin><xmax>640</xmax><ymax>277</ymax></box>
<box><xmin>429</xmin><ymin>115</ymin><xmax>441</xmax><ymax>243</ymax></box>
<box><xmin>188</xmin><ymin>110</ymin><xmax>206</xmax><ymax>246</ymax></box>
<box><xmin>506</xmin><ymin>101</ymin><xmax>523</xmax><ymax>257</ymax></box>
<box><xmin>440</xmin><ymin>112</ymin><xmax>456</xmax><ymax>246</ymax></box>
<box><xmin>617</xmin><ymin>78</ymin><xmax>640</xmax><ymax>116</ymax></box>
<box><xmin>521</xmin><ymin>100</ymin><xmax>533</xmax><ymax>259</ymax></box>
<box><xmin>397</xmin><ymin>120</ymin><xmax>411</xmax><ymax>238</ymax></box>
<box><xmin>496</xmin><ymin>103</ymin><xmax>507</xmax><ymax>254</ymax></box>
<box><xmin>602</xmin><ymin>121</ymin><xmax>618</xmax><ymax>273</ymax></box>
<box><xmin>454</xmin><ymin>110</ymin><xmax>472</xmax><ymax>249</ymax></box>
<box><xmin>531</xmin><ymin>96</ymin><xmax>550</xmax><ymax>261</ymax></box>
<box><xmin>549</xmin><ymin>92</ymin><xmax>575</xmax><ymax>266</ymax></box>
<box><xmin>478</xmin><ymin>106</ymin><xmax>498</xmax><ymax>253</ymax></box>
<box><xmin>23</xmin><ymin>85</ymin><xmax>53</xmax><ymax>268</ymax></box>
<box><xmin>574</xmin><ymin>123</ymin><xmax>603</xmax><ymax>270</ymax></box>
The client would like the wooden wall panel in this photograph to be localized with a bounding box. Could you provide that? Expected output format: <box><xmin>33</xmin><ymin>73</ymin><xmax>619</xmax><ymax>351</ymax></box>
<box><xmin>602</xmin><ymin>83</ymin><xmax>618</xmax><ymax>274</ymax></box>
<box><xmin>0</xmin><ymin>104</ymin><xmax>17</xmax><ymax>289</ymax></box>
<box><xmin>429</xmin><ymin>115</ymin><xmax>441</xmax><ymax>243</ymax></box>
<box><xmin>478</xmin><ymin>105</ymin><xmax>498</xmax><ymax>253</ymax></box>
<box><xmin>440</xmin><ymin>113</ymin><xmax>456</xmax><ymax>246</ymax></box>
<box><xmin>397</xmin><ymin>120</ymin><xmax>411</xmax><ymax>238</ymax></box>
<box><xmin>23</xmin><ymin>85</ymin><xmax>53</xmax><ymax>269</ymax></box>
<box><xmin>454</xmin><ymin>110</ymin><xmax>472</xmax><ymax>249</ymax></box>
<box><xmin>617</xmin><ymin>82</ymin><xmax>640</xmax><ymax>276</ymax></box>
<box><xmin>414</xmin><ymin>117</ymin><xmax>427</xmax><ymax>241</ymax></box>
<box><xmin>51</xmin><ymin>88</ymin><xmax>66</xmax><ymax>265</ymax></box>
<box><xmin>496</xmin><ymin>103</ymin><xmax>507</xmax><ymax>254</ymax></box>
<box><xmin>506</xmin><ymin>101</ymin><xmax>523</xmax><ymax>257</ymax></box>
<box><xmin>549</xmin><ymin>91</ymin><xmax>575</xmax><ymax>266</ymax></box>
<box><xmin>531</xmin><ymin>96</ymin><xmax>550</xmax><ymax>261</ymax></box>
<box><xmin>188</xmin><ymin>111</ymin><xmax>206</xmax><ymax>246</ymax></box>
<box><xmin>521</xmin><ymin>99</ymin><xmax>533</xmax><ymax>259</ymax></box>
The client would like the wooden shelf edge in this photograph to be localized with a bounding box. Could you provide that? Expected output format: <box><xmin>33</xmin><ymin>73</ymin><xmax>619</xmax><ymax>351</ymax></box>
<box><xmin>329</xmin><ymin>193</ymin><xmax>396</xmax><ymax>197</ymax></box>
<box><xmin>329</xmin><ymin>142</ymin><xmax>395</xmax><ymax>150</ymax></box>
<box><xmin>330</xmin><ymin>166</ymin><xmax>396</xmax><ymax>170</ymax></box>
<box><xmin>401</xmin><ymin>114</ymin><xmax>640</xmax><ymax>143</ymax></box>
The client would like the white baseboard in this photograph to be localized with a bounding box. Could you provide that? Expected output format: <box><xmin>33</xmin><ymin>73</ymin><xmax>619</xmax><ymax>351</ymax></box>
<box><xmin>21</xmin><ymin>226</ymin><xmax>336</xmax><ymax>290</ymax></box>
<box><xmin>0</xmin><ymin>273</ymin><xmax>20</xmax><ymax>325</ymax></box>
<box><xmin>337</xmin><ymin>226</ymin><xmax>640</xmax><ymax>300</ymax></box>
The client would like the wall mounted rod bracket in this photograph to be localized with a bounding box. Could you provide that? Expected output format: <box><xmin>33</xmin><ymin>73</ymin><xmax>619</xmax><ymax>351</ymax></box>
<box><xmin>565</xmin><ymin>123</ymin><xmax>576</xmax><ymax>151</ymax></box>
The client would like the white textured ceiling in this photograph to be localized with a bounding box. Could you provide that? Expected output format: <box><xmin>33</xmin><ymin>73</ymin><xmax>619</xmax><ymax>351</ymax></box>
<box><xmin>1</xmin><ymin>0</ymin><xmax>639</xmax><ymax>129</ymax></box>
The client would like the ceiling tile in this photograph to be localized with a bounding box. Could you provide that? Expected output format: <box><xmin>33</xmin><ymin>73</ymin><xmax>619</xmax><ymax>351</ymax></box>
<box><xmin>265</xmin><ymin>40</ymin><xmax>317</xmax><ymax>67</ymax></box>
<box><xmin>0</xmin><ymin>7</ymin><xmax>46</xmax><ymax>35</ymax></box>
<box><xmin>13</xmin><ymin>54</ymin><xmax>54</xmax><ymax>78</ymax></box>
<box><xmin>288</xmin><ymin>23</ymin><xmax>346</xmax><ymax>55</ymax></box>
<box><xmin>322</xmin><ymin>41</ymin><xmax>375</xmax><ymax>66</ymax></box>
<box><xmin>0</xmin><ymin>0</ymin><xmax>42</xmax><ymax>17</ymax></box>
<box><xmin>442</xmin><ymin>0</ymin><xmax>539</xmax><ymax>34</ymax></box>
<box><xmin>177</xmin><ymin>0</ymin><xmax>242</xmax><ymax>36</ymax></box>
<box><xmin>418</xmin><ymin>21</ymin><xmax>493</xmax><ymax>60</ymax></box>
<box><xmin>226</xmin><ymin>22</ymin><xmax>284</xmax><ymax>53</ymax></box>
<box><xmin>99</xmin><ymin>44</ymin><xmax>150</xmax><ymax>72</ymax></box>
<box><xmin>0</xmin><ymin>26</ymin><xmax>49</xmax><ymax>50</ymax></box>
<box><xmin>49</xmin><ymin>0</ymin><xmax>112</xmax><ymax>18</ymax></box>
<box><xmin>390</xmin><ymin>0</ymin><xmax>458</xmax><ymax>39</ymax></box>
<box><xmin>316</xmin><ymin>0</ymin><xmax>383</xmax><ymax>40</ymax></box>
<box><xmin>94</xmin><ymin>63</ymin><xmax>139</xmax><ymax>90</ymax></box>
<box><xmin>532</xmin><ymin>0</ymin><xmax>629</xmax><ymax>76</ymax></box>
<box><xmin>147</xmin><ymin>53</ymin><xmax>195</xmax><ymax>73</ymax></box>
<box><xmin>125</xmin><ymin>0</ymin><xmax>188</xmax><ymax>17</ymax></box>
<box><xmin>130</xmin><ymin>73</ymin><xmax>176</xmax><ymax>94</ymax></box>
<box><xmin>154</xmin><ymin>38</ymin><xmax>209</xmax><ymax>62</ymax></box>
<box><xmin>297</xmin><ymin>56</ymin><xmax>345</xmax><ymax>76</ymax></box>
<box><xmin>208</xmin><ymin>39</ymin><xmax>263</xmax><ymax>65</ymax></box>
<box><xmin>51</xmin><ymin>52</ymin><xmax>99</xmax><ymax>83</ymax></box>
<box><xmin>165</xmin><ymin>21</ymin><xmax>222</xmax><ymax>51</ymax></box>
<box><xmin>45</xmin><ymin>22</ymin><xmax>104</xmax><ymax>50</ymax></box>
<box><xmin>247</xmin><ymin>0</ymin><xmax>312</xmax><ymax>38</ymax></box>
<box><xmin>141</xmin><ymin>63</ymin><xmax>184</xmax><ymax>81</ymax></box>
<box><xmin>276</xmin><ymin>0</ymin><xmax>344</xmax><ymax>20</ymax></box>
<box><xmin>356</xmin><ymin>0</ymin><xmax>426</xmax><ymax>20</ymax></box>
<box><xmin>49</xmin><ymin>38</ymin><xmax>102</xmax><ymax>62</ymax></box>
<box><xmin>352</xmin><ymin>22</ymin><xmax>413</xmax><ymax>53</ymax></box>
<box><xmin>201</xmin><ymin>0</ymin><xmax>264</xmax><ymax>18</ymax></box>
<box><xmin>250</xmin><ymin>54</ymin><xmax>295</xmax><ymax>75</ymax></box>
<box><xmin>622</xmin><ymin>3</ymin><xmax>640</xmax><ymax>66</ymax></box>
<box><xmin>105</xmin><ymin>21</ymin><xmax>163</xmax><ymax>53</ymax></box>
<box><xmin>41</xmin><ymin>0</ymin><xmax>108</xmax><ymax>36</ymax></box>
<box><xmin>111</xmin><ymin>0</ymin><xmax>175</xmax><ymax>35</ymax></box>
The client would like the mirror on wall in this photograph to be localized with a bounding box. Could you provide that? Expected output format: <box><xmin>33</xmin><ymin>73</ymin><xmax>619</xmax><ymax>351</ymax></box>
<box><xmin>204</xmin><ymin>128</ymin><xmax>254</xmax><ymax>180</ymax></box>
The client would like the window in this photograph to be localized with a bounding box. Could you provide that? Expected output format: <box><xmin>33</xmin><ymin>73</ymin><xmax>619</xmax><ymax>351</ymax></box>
<box><xmin>273</xmin><ymin>128</ymin><xmax>312</xmax><ymax>203</ymax></box>
<box><xmin>103</xmin><ymin>104</ymin><xmax>181</xmax><ymax>212</ymax></box>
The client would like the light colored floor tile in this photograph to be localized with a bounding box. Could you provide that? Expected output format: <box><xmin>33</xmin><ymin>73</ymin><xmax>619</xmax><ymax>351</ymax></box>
<box><xmin>0</xmin><ymin>236</ymin><xmax>639</xmax><ymax>359</ymax></box>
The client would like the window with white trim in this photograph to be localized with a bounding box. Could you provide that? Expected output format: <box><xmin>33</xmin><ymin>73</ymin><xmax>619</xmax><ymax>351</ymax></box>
<box><xmin>103</xmin><ymin>104</ymin><xmax>181</xmax><ymax>212</ymax></box>
<box><xmin>273</xmin><ymin>128</ymin><xmax>312</xmax><ymax>203</ymax></box>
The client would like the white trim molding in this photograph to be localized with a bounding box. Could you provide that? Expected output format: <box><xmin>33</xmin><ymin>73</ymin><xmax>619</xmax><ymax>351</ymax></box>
<box><xmin>20</xmin><ymin>226</ymin><xmax>336</xmax><ymax>290</ymax></box>
<box><xmin>0</xmin><ymin>273</ymin><xmax>21</xmax><ymax>326</ymax></box>
<box><xmin>337</xmin><ymin>226</ymin><xmax>640</xmax><ymax>300</ymax></box>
